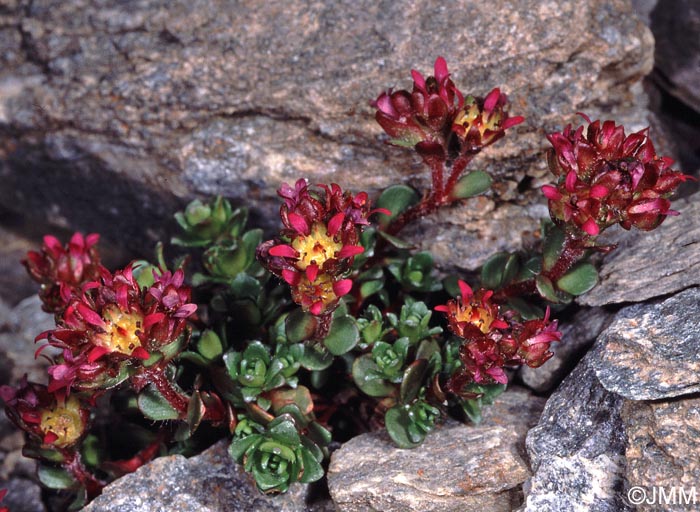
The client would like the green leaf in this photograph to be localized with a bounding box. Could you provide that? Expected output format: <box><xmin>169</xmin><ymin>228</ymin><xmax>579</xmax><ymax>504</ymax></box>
<box><xmin>385</xmin><ymin>406</ymin><xmax>422</xmax><ymax>449</ymax></box>
<box><xmin>542</xmin><ymin>224</ymin><xmax>566</xmax><ymax>271</ymax></box>
<box><xmin>376</xmin><ymin>185</ymin><xmax>420</xmax><ymax>227</ymax></box>
<box><xmin>270</xmin><ymin>386</ymin><xmax>314</xmax><ymax>417</ymax></box>
<box><xmin>535</xmin><ymin>275</ymin><xmax>560</xmax><ymax>303</ymax></box>
<box><xmin>229</xmin><ymin>434</ymin><xmax>261</xmax><ymax>461</ymax></box>
<box><xmin>285</xmin><ymin>310</ymin><xmax>319</xmax><ymax>343</ymax></box>
<box><xmin>137</xmin><ymin>384</ymin><xmax>180</xmax><ymax>421</ymax></box>
<box><xmin>323</xmin><ymin>315</ymin><xmax>360</xmax><ymax>355</ymax></box>
<box><xmin>197</xmin><ymin>330</ymin><xmax>223</xmax><ymax>360</ymax></box>
<box><xmin>352</xmin><ymin>354</ymin><xmax>395</xmax><ymax>397</ymax></box>
<box><xmin>451</xmin><ymin>170</ymin><xmax>492</xmax><ymax>199</ymax></box>
<box><xmin>481</xmin><ymin>252</ymin><xmax>509</xmax><ymax>289</ymax></box>
<box><xmin>298</xmin><ymin>344</ymin><xmax>333</xmax><ymax>371</ymax></box>
<box><xmin>299</xmin><ymin>447</ymin><xmax>324</xmax><ymax>483</ymax></box>
<box><xmin>268</xmin><ymin>418</ymin><xmax>301</xmax><ymax>446</ymax></box>
<box><xmin>557</xmin><ymin>262</ymin><xmax>598</xmax><ymax>296</ymax></box>
<box><xmin>186</xmin><ymin>391</ymin><xmax>206</xmax><ymax>435</ymax></box>
<box><xmin>38</xmin><ymin>465</ymin><xmax>77</xmax><ymax>490</ymax></box>
<box><xmin>506</xmin><ymin>297</ymin><xmax>544</xmax><ymax>320</ymax></box>
<box><xmin>377</xmin><ymin>230</ymin><xmax>414</xmax><ymax>249</ymax></box>
<box><xmin>400</xmin><ymin>359</ymin><xmax>428</xmax><ymax>404</ymax></box>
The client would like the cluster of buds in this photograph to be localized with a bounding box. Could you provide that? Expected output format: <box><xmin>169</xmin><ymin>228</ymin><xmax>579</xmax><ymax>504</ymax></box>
<box><xmin>23</xmin><ymin>233</ymin><xmax>104</xmax><ymax>314</ymax></box>
<box><xmin>0</xmin><ymin>378</ymin><xmax>89</xmax><ymax>449</ymax></box>
<box><xmin>258</xmin><ymin>179</ymin><xmax>388</xmax><ymax>316</ymax></box>
<box><xmin>435</xmin><ymin>281</ymin><xmax>561</xmax><ymax>390</ymax></box>
<box><xmin>374</xmin><ymin>57</ymin><xmax>523</xmax><ymax>161</ymax></box>
<box><xmin>542</xmin><ymin>115</ymin><xmax>692</xmax><ymax>236</ymax></box>
<box><xmin>37</xmin><ymin>264</ymin><xmax>196</xmax><ymax>393</ymax></box>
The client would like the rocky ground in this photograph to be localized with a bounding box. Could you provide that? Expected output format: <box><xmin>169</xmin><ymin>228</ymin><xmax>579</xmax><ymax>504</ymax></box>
<box><xmin>0</xmin><ymin>0</ymin><xmax>698</xmax><ymax>510</ymax></box>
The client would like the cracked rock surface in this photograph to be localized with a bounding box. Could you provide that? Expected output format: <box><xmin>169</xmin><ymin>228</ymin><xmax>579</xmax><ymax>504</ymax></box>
<box><xmin>0</xmin><ymin>0</ymin><xmax>653</xmax><ymax>267</ymax></box>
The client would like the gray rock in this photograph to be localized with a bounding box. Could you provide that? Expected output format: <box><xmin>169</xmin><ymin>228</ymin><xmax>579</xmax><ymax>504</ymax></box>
<box><xmin>522</xmin><ymin>354</ymin><xmax>629</xmax><ymax>512</ymax></box>
<box><xmin>622</xmin><ymin>398</ymin><xmax>700</xmax><ymax>511</ymax></box>
<box><xmin>0</xmin><ymin>295</ymin><xmax>56</xmax><ymax>385</ymax></box>
<box><xmin>579</xmin><ymin>193</ymin><xmax>700</xmax><ymax>307</ymax></box>
<box><xmin>327</xmin><ymin>388</ymin><xmax>544</xmax><ymax>512</ymax></box>
<box><xmin>590</xmin><ymin>287</ymin><xmax>700</xmax><ymax>400</ymax></box>
<box><xmin>83</xmin><ymin>439</ymin><xmax>317</xmax><ymax>512</ymax></box>
<box><xmin>0</xmin><ymin>477</ymin><xmax>45</xmax><ymax>512</ymax></box>
<box><xmin>520</xmin><ymin>307</ymin><xmax>613</xmax><ymax>393</ymax></box>
<box><xmin>0</xmin><ymin>0</ymin><xmax>653</xmax><ymax>263</ymax></box>
<box><xmin>651</xmin><ymin>0</ymin><xmax>700</xmax><ymax>112</ymax></box>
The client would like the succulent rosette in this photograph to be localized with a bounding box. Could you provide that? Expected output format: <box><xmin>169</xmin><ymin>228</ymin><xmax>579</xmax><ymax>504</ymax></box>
<box><xmin>228</xmin><ymin>414</ymin><xmax>324</xmax><ymax>493</ymax></box>
<box><xmin>258</xmin><ymin>179</ymin><xmax>388</xmax><ymax>315</ymax></box>
<box><xmin>542</xmin><ymin>115</ymin><xmax>692</xmax><ymax>235</ymax></box>
<box><xmin>37</xmin><ymin>265</ymin><xmax>196</xmax><ymax>393</ymax></box>
<box><xmin>23</xmin><ymin>232</ymin><xmax>105</xmax><ymax>314</ymax></box>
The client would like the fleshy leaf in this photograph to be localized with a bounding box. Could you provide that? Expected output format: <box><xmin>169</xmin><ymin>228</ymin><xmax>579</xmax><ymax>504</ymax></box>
<box><xmin>37</xmin><ymin>465</ymin><xmax>77</xmax><ymax>490</ymax></box>
<box><xmin>400</xmin><ymin>359</ymin><xmax>428</xmax><ymax>404</ymax></box>
<box><xmin>542</xmin><ymin>224</ymin><xmax>566</xmax><ymax>271</ymax></box>
<box><xmin>352</xmin><ymin>354</ymin><xmax>395</xmax><ymax>397</ymax></box>
<box><xmin>385</xmin><ymin>406</ymin><xmax>422</xmax><ymax>449</ymax></box>
<box><xmin>197</xmin><ymin>330</ymin><xmax>223</xmax><ymax>360</ymax></box>
<box><xmin>137</xmin><ymin>384</ymin><xmax>180</xmax><ymax>421</ymax></box>
<box><xmin>557</xmin><ymin>262</ymin><xmax>598</xmax><ymax>296</ymax></box>
<box><xmin>375</xmin><ymin>185</ymin><xmax>420</xmax><ymax>227</ymax></box>
<box><xmin>451</xmin><ymin>170</ymin><xmax>493</xmax><ymax>199</ymax></box>
<box><xmin>285</xmin><ymin>310</ymin><xmax>319</xmax><ymax>343</ymax></box>
<box><xmin>298</xmin><ymin>344</ymin><xmax>334</xmax><ymax>371</ymax></box>
<box><xmin>323</xmin><ymin>316</ymin><xmax>359</xmax><ymax>356</ymax></box>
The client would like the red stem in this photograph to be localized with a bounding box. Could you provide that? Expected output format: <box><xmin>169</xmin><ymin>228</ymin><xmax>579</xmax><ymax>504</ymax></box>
<box><xmin>443</xmin><ymin>155</ymin><xmax>473</xmax><ymax>201</ymax></box>
<box><xmin>493</xmin><ymin>231</ymin><xmax>589</xmax><ymax>303</ymax></box>
<box><xmin>63</xmin><ymin>450</ymin><xmax>106</xmax><ymax>500</ymax></box>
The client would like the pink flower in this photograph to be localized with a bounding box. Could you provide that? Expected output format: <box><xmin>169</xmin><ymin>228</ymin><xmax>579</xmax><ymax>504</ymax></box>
<box><xmin>544</xmin><ymin>115</ymin><xmax>692</xmax><ymax>234</ymax></box>
<box><xmin>23</xmin><ymin>232</ymin><xmax>105</xmax><ymax>313</ymax></box>
<box><xmin>259</xmin><ymin>180</ymin><xmax>388</xmax><ymax>315</ymax></box>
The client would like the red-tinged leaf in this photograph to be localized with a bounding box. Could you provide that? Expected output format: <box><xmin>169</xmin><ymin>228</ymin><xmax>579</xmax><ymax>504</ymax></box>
<box><xmin>87</xmin><ymin>345</ymin><xmax>109</xmax><ymax>363</ymax></box>
<box><xmin>85</xmin><ymin>233</ymin><xmax>100</xmax><ymax>247</ymax></box>
<box><xmin>590</xmin><ymin>184</ymin><xmax>608</xmax><ymax>199</ymax></box>
<box><xmin>288</xmin><ymin>212</ymin><xmax>310</xmax><ymax>236</ymax></box>
<box><xmin>582</xmin><ymin>218</ymin><xmax>600</xmax><ymax>236</ymax></box>
<box><xmin>77</xmin><ymin>303</ymin><xmax>106</xmax><ymax>328</ymax></box>
<box><xmin>43</xmin><ymin>431</ymin><xmax>59</xmax><ymax>445</ymax></box>
<box><xmin>327</xmin><ymin>212</ymin><xmax>344</xmax><ymax>237</ymax></box>
<box><xmin>542</xmin><ymin>184</ymin><xmax>562</xmax><ymax>200</ymax></box>
<box><xmin>502</xmin><ymin>115</ymin><xmax>524</xmax><ymax>129</ymax></box>
<box><xmin>269</xmin><ymin>245</ymin><xmax>298</xmax><ymax>259</ymax></box>
<box><xmin>143</xmin><ymin>313</ymin><xmax>165</xmax><ymax>330</ymax></box>
<box><xmin>484</xmin><ymin>88</ymin><xmax>500</xmax><ymax>112</ymax></box>
<box><xmin>310</xmin><ymin>302</ymin><xmax>323</xmax><ymax>316</ymax></box>
<box><xmin>433</xmin><ymin>56</ymin><xmax>448</xmax><ymax>83</ymax></box>
<box><xmin>174</xmin><ymin>303</ymin><xmax>197</xmax><ymax>318</ymax></box>
<box><xmin>43</xmin><ymin>235</ymin><xmax>63</xmax><ymax>257</ymax></box>
<box><xmin>306</xmin><ymin>263</ymin><xmax>319</xmax><ymax>283</ymax></box>
<box><xmin>332</xmin><ymin>279</ymin><xmax>352</xmax><ymax>297</ymax></box>
<box><xmin>282</xmin><ymin>269</ymin><xmax>300</xmax><ymax>286</ymax></box>
<box><xmin>457</xmin><ymin>280</ymin><xmax>473</xmax><ymax>300</ymax></box>
<box><xmin>132</xmin><ymin>347</ymin><xmax>150</xmax><ymax>360</ymax></box>
<box><xmin>337</xmin><ymin>245</ymin><xmax>364</xmax><ymax>259</ymax></box>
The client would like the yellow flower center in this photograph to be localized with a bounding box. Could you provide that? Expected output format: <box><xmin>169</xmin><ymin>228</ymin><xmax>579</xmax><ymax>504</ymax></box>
<box><xmin>291</xmin><ymin>223</ymin><xmax>342</xmax><ymax>270</ymax></box>
<box><xmin>40</xmin><ymin>396</ymin><xmax>83</xmax><ymax>448</ymax></box>
<box><xmin>94</xmin><ymin>305</ymin><xmax>144</xmax><ymax>356</ymax></box>
<box><xmin>454</xmin><ymin>302</ymin><xmax>495</xmax><ymax>334</ymax></box>
<box><xmin>291</xmin><ymin>274</ymin><xmax>338</xmax><ymax>314</ymax></box>
<box><xmin>454</xmin><ymin>104</ymin><xmax>500</xmax><ymax>137</ymax></box>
